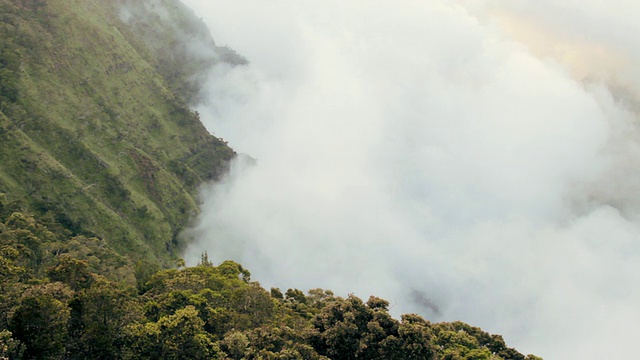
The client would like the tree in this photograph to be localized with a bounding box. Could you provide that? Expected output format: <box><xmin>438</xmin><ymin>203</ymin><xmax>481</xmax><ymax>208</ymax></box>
<box><xmin>311</xmin><ymin>295</ymin><xmax>372</xmax><ymax>359</ymax></box>
<box><xmin>393</xmin><ymin>314</ymin><xmax>437</xmax><ymax>360</ymax></box>
<box><xmin>9</xmin><ymin>284</ymin><xmax>72</xmax><ymax>359</ymax></box>
<box><xmin>199</xmin><ymin>251</ymin><xmax>213</xmax><ymax>267</ymax></box>
<box><xmin>270</xmin><ymin>287</ymin><xmax>284</xmax><ymax>300</ymax></box>
<box><xmin>0</xmin><ymin>330</ymin><xmax>24</xmax><ymax>359</ymax></box>
<box><xmin>155</xmin><ymin>305</ymin><xmax>216</xmax><ymax>359</ymax></box>
<box><xmin>66</xmin><ymin>279</ymin><xmax>141</xmax><ymax>359</ymax></box>
<box><xmin>134</xmin><ymin>259</ymin><xmax>161</xmax><ymax>293</ymax></box>
<box><xmin>47</xmin><ymin>256</ymin><xmax>94</xmax><ymax>291</ymax></box>
<box><xmin>220</xmin><ymin>330</ymin><xmax>249</xmax><ymax>360</ymax></box>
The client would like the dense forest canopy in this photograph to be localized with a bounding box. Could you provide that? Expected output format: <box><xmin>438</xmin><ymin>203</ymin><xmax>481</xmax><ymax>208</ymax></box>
<box><xmin>0</xmin><ymin>197</ymin><xmax>540</xmax><ymax>359</ymax></box>
<box><xmin>0</xmin><ymin>0</ymin><xmax>540</xmax><ymax>358</ymax></box>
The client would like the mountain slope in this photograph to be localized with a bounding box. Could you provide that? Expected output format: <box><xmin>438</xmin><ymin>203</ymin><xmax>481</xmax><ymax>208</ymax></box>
<box><xmin>0</xmin><ymin>0</ymin><xmax>234</xmax><ymax>265</ymax></box>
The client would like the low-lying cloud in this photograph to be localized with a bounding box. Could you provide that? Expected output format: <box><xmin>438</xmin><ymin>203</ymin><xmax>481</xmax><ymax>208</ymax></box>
<box><xmin>179</xmin><ymin>0</ymin><xmax>640</xmax><ymax>357</ymax></box>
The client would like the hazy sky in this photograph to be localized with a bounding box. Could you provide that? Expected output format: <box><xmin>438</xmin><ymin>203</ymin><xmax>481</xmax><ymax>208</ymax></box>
<box><xmin>179</xmin><ymin>1</ymin><xmax>640</xmax><ymax>357</ymax></box>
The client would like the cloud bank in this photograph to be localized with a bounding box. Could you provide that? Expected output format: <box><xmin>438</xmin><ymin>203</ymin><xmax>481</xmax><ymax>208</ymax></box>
<box><xmin>180</xmin><ymin>0</ymin><xmax>640</xmax><ymax>357</ymax></box>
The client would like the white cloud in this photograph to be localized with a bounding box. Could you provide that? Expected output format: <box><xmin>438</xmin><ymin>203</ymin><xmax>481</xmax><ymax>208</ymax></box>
<box><xmin>180</xmin><ymin>0</ymin><xmax>640</xmax><ymax>357</ymax></box>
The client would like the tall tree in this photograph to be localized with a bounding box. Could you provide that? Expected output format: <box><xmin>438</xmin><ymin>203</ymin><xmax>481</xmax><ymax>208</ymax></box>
<box><xmin>9</xmin><ymin>284</ymin><xmax>72</xmax><ymax>360</ymax></box>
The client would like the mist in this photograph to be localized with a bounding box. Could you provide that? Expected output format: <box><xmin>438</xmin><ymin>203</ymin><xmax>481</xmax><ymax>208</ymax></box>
<box><xmin>179</xmin><ymin>1</ymin><xmax>640</xmax><ymax>358</ymax></box>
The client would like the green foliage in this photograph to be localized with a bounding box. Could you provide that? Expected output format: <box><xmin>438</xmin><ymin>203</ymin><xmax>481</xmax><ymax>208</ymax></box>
<box><xmin>0</xmin><ymin>211</ymin><xmax>538</xmax><ymax>359</ymax></box>
<box><xmin>47</xmin><ymin>256</ymin><xmax>95</xmax><ymax>290</ymax></box>
<box><xmin>0</xmin><ymin>31</ymin><xmax>20</xmax><ymax>104</ymax></box>
<box><xmin>433</xmin><ymin>322</ymin><xmax>528</xmax><ymax>360</ymax></box>
<box><xmin>66</xmin><ymin>278</ymin><xmax>141</xmax><ymax>359</ymax></box>
<box><xmin>0</xmin><ymin>329</ymin><xmax>24</xmax><ymax>359</ymax></box>
<box><xmin>134</xmin><ymin>259</ymin><xmax>161</xmax><ymax>293</ymax></box>
<box><xmin>9</xmin><ymin>283</ymin><xmax>73</xmax><ymax>360</ymax></box>
<box><xmin>221</xmin><ymin>330</ymin><xmax>250</xmax><ymax>360</ymax></box>
<box><xmin>152</xmin><ymin>305</ymin><xmax>216</xmax><ymax>359</ymax></box>
<box><xmin>310</xmin><ymin>295</ymin><xmax>437</xmax><ymax>360</ymax></box>
<box><xmin>526</xmin><ymin>355</ymin><xmax>544</xmax><ymax>360</ymax></box>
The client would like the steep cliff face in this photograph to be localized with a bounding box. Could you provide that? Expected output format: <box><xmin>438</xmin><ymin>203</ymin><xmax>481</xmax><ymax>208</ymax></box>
<box><xmin>116</xmin><ymin>0</ymin><xmax>246</xmax><ymax>105</ymax></box>
<box><xmin>0</xmin><ymin>0</ymin><xmax>235</xmax><ymax>264</ymax></box>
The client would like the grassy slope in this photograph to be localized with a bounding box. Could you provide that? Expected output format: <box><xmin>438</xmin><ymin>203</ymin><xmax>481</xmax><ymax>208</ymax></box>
<box><xmin>116</xmin><ymin>0</ymin><xmax>247</xmax><ymax>105</ymax></box>
<box><xmin>0</xmin><ymin>0</ymin><xmax>234</xmax><ymax>265</ymax></box>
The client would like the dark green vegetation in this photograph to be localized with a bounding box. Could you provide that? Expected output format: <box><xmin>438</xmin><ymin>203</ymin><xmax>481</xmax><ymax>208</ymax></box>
<box><xmin>0</xmin><ymin>200</ymin><xmax>540</xmax><ymax>359</ymax></box>
<box><xmin>0</xmin><ymin>0</ymin><xmax>541</xmax><ymax>359</ymax></box>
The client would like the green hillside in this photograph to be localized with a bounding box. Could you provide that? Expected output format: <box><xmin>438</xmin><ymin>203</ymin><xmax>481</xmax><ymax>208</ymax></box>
<box><xmin>0</xmin><ymin>0</ymin><xmax>540</xmax><ymax>359</ymax></box>
<box><xmin>0</xmin><ymin>0</ymin><xmax>234</xmax><ymax>265</ymax></box>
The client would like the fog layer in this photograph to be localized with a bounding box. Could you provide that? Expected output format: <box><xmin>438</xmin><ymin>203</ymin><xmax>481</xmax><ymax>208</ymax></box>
<box><xmin>180</xmin><ymin>1</ymin><xmax>640</xmax><ymax>357</ymax></box>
